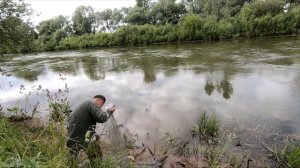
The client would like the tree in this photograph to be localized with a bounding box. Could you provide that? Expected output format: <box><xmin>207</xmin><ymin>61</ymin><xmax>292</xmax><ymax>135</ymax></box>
<box><xmin>36</xmin><ymin>15</ymin><xmax>69</xmax><ymax>51</ymax></box>
<box><xmin>182</xmin><ymin>0</ymin><xmax>205</xmax><ymax>14</ymax></box>
<box><xmin>0</xmin><ymin>0</ymin><xmax>36</xmax><ymax>54</ymax></box>
<box><xmin>149</xmin><ymin>0</ymin><xmax>186</xmax><ymax>25</ymax></box>
<box><xmin>136</xmin><ymin>0</ymin><xmax>151</xmax><ymax>8</ymax></box>
<box><xmin>182</xmin><ymin>0</ymin><xmax>249</xmax><ymax>19</ymax></box>
<box><xmin>127</xmin><ymin>6</ymin><xmax>151</xmax><ymax>25</ymax></box>
<box><xmin>72</xmin><ymin>6</ymin><xmax>96</xmax><ymax>35</ymax></box>
<box><xmin>96</xmin><ymin>9</ymin><xmax>124</xmax><ymax>32</ymax></box>
<box><xmin>37</xmin><ymin>15</ymin><xmax>69</xmax><ymax>36</ymax></box>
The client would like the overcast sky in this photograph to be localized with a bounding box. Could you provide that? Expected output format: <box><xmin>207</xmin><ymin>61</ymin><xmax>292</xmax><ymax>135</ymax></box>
<box><xmin>24</xmin><ymin>0</ymin><xmax>136</xmax><ymax>25</ymax></box>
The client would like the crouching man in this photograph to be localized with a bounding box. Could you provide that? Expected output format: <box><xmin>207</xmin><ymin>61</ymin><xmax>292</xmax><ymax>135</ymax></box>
<box><xmin>67</xmin><ymin>95</ymin><xmax>116</xmax><ymax>157</ymax></box>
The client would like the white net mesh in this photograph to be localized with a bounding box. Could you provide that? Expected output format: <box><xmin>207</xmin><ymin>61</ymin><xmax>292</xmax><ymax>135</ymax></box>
<box><xmin>99</xmin><ymin>115</ymin><xmax>124</xmax><ymax>152</ymax></box>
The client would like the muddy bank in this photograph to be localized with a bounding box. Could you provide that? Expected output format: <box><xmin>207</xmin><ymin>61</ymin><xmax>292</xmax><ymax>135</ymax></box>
<box><xmin>96</xmin><ymin>113</ymin><xmax>300</xmax><ymax>168</ymax></box>
<box><xmin>2</xmin><ymin>111</ymin><xmax>300</xmax><ymax>168</ymax></box>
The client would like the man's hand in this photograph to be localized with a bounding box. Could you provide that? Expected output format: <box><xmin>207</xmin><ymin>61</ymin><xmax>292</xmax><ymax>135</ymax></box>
<box><xmin>107</xmin><ymin>104</ymin><xmax>116</xmax><ymax>114</ymax></box>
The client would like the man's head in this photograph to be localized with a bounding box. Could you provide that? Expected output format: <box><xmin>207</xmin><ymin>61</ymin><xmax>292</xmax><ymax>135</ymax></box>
<box><xmin>93</xmin><ymin>95</ymin><xmax>106</xmax><ymax>107</ymax></box>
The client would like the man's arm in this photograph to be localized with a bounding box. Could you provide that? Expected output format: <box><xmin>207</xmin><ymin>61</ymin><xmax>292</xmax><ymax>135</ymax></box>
<box><xmin>89</xmin><ymin>102</ymin><xmax>112</xmax><ymax>123</ymax></box>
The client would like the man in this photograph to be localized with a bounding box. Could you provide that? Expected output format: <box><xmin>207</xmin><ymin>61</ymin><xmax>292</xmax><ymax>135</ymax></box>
<box><xmin>67</xmin><ymin>95</ymin><xmax>116</xmax><ymax>155</ymax></box>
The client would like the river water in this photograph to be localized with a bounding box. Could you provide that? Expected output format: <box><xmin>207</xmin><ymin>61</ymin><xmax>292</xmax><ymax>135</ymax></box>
<box><xmin>0</xmin><ymin>37</ymin><xmax>300</xmax><ymax>143</ymax></box>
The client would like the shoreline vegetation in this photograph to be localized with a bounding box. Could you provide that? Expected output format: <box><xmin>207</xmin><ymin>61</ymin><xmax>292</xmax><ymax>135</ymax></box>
<box><xmin>55</xmin><ymin>10</ymin><xmax>300</xmax><ymax>51</ymax></box>
<box><xmin>0</xmin><ymin>0</ymin><xmax>300</xmax><ymax>55</ymax></box>
<box><xmin>1</xmin><ymin>108</ymin><xmax>300</xmax><ymax>168</ymax></box>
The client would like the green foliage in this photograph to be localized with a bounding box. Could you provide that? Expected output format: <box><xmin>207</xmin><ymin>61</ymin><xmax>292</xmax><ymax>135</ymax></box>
<box><xmin>72</xmin><ymin>6</ymin><xmax>96</xmax><ymax>35</ymax></box>
<box><xmin>95</xmin><ymin>8</ymin><xmax>126</xmax><ymax>33</ymax></box>
<box><xmin>49</xmin><ymin>102</ymin><xmax>72</xmax><ymax>122</ymax></box>
<box><xmin>90</xmin><ymin>157</ymin><xmax>122</xmax><ymax>168</ymax></box>
<box><xmin>0</xmin><ymin>0</ymin><xmax>37</xmax><ymax>55</ymax></box>
<box><xmin>203</xmin><ymin>17</ymin><xmax>220</xmax><ymax>40</ymax></box>
<box><xmin>3</xmin><ymin>0</ymin><xmax>300</xmax><ymax>53</ymax></box>
<box><xmin>37</xmin><ymin>15</ymin><xmax>69</xmax><ymax>36</ymax></box>
<box><xmin>136</xmin><ymin>0</ymin><xmax>151</xmax><ymax>8</ymax></box>
<box><xmin>57</xmin><ymin>1</ymin><xmax>300</xmax><ymax>51</ymax></box>
<box><xmin>183</xmin><ymin>0</ymin><xmax>248</xmax><ymax>20</ymax></box>
<box><xmin>241</xmin><ymin>0</ymin><xmax>285</xmax><ymax>18</ymax></box>
<box><xmin>7</xmin><ymin>106</ymin><xmax>20</xmax><ymax>115</ymax></box>
<box><xmin>264</xmin><ymin>142</ymin><xmax>300</xmax><ymax>168</ymax></box>
<box><xmin>56</xmin><ymin>3</ymin><xmax>300</xmax><ymax>50</ymax></box>
<box><xmin>150</xmin><ymin>0</ymin><xmax>186</xmax><ymax>25</ymax></box>
<box><xmin>198</xmin><ymin>112</ymin><xmax>219</xmax><ymax>142</ymax></box>
<box><xmin>238</xmin><ymin>0</ymin><xmax>292</xmax><ymax>37</ymax></box>
<box><xmin>287</xmin><ymin>146</ymin><xmax>300</xmax><ymax>168</ymax></box>
<box><xmin>0</xmin><ymin>111</ymin><xmax>123</xmax><ymax>167</ymax></box>
<box><xmin>126</xmin><ymin>6</ymin><xmax>150</xmax><ymax>25</ymax></box>
<box><xmin>127</xmin><ymin>0</ymin><xmax>186</xmax><ymax>25</ymax></box>
<box><xmin>58</xmin><ymin>33</ymin><xmax>108</xmax><ymax>50</ymax></box>
<box><xmin>0</xmin><ymin>117</ymin><xmax>70</xmax><ymax>167</ymax></box>
<box><xmin>34</xmin><ymin>15</ymin><xmax>70</xmax><ymax>51</ymax></box>
<box><xmin>46</xmin><ymin>84</ymin><xmax>71</xmax><ymax>122</ymax></box>
<box><xmin>218</xmin><ymin>19</ymin><xmax>234</xmax><ymax>39</ymax></box>
<box><xmin>180</xmin><ymin>14</ymin><xmax>204</xmax><ymax>40</ymax></box>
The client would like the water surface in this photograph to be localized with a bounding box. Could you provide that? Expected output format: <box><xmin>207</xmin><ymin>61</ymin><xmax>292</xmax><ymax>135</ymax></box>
<box><xmin>1</xmin><ymin>37</ymin><xmax>300</xmax><ymax>141</ymax></box>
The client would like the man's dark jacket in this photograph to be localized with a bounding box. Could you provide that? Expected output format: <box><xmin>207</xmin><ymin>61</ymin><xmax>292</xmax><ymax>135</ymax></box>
<box><xmin>67</xmin><ymin>100</ymin><xmax>110</xmax><ymax>148</ymax></box>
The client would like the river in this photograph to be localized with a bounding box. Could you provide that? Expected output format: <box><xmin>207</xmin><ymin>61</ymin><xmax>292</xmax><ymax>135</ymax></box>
<box><xmin>0</xmin><ymin>37</ymin><xmax>300</xmax><ymax>144</ymax></box>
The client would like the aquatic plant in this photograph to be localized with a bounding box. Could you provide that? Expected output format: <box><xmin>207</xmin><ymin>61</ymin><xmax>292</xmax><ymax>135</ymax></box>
<box><xmin>198</xmin><ymin>112</ymin><xmax>219</xmax><ymax>144</ymax></box>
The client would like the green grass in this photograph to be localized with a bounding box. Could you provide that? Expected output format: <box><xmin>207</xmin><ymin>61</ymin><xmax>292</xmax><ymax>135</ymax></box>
<box><xmin>264</xmin><ymin>142</ymin><xmax>300</xmax><ymax>168</ymax></box>
<box><xmin>0</xmin><ymin>117</ymin><xmax>70</xmax><ymax>167</ymax></box>
<box><xmin>287</xmin><ymin>146</ymin><xmax>300</xmax><ymax>168</ymax></box>
<box><xmin>0</xmin><ymin>116</ymin><xmax>122</xmax><ymax>168</ymax></box>
<box><xmin>49</xmin><ymin>101</ymin><xmax>72</xmax><ymax>122</ymax></box>
<box><xmin>198</xmin><ymin>112</ymin><xmax>219</xmax><ymax>143</ymax></box>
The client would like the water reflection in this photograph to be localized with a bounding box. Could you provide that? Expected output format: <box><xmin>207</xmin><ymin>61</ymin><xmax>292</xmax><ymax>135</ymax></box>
<box><xmin>141</xmin><ymin>59</ymin><xmax>157</xmax><ymax>83</ymax></box>
<box><xmin>204</xmin><ymin>81</ymin><xmax>214</xmax><ymax>96</ymax></box>
<box><xmin>81</xmin><ymin>56</ymin><xmax>106</xmax><ymax>81</ymax></box>
<box><xmin>0</xmin><ymin>37</ymin><xmax>300</xmax><ymax>140</ymax></box>
<box><xmin>204</xmin><ymin>79</ymin><xmax>233</xmax><ymax>99</ymax></box>
<box><xmin>14</xmin><ymin>69</ymin><xmax>43</xmax><ymax>81</ymax></box>
<box><xmin>50</xmin><ymin>58</ymin><xmax>80</xmax><ymax>75</ymax></box>
<box><xmin>217</xmin><ymin>80</ymin><xmax>233</xmax><ymax>99</ymax></box>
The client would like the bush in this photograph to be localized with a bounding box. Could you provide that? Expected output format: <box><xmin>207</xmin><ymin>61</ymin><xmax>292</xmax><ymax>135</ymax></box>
<box><xmin>180</xmin><ymin>14</ymin><xmax>205</xmax><ymax>40</ymax></box>
<box><xmin>218</xmin><ymin>19</ymin><xmax>234</xmax><ymax>39</ymax></box>
<box><xmin>254</xmin><ymin>14</ymin><xmax>274</xmax><ymax>36</ymax></box>
<box><xmin>240</xmin><ymin>0</ymin><xmax>284</xmax><ymax>19</ymax></box>
<box><xmin>203</xmin><ymin>17</ymin><xmax>220</xmax><ymax>40</ymax></box>
<box><xmin>53</xmin><ymin>3</ymin><xmax>300</xmax><ymax>51</ymax></box>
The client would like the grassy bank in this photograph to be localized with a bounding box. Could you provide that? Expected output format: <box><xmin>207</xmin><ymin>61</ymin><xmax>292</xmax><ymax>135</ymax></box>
<box><xmin>0</xmin><ymin>116</ymin><xmax>70</xmax><ymax>167</ymax></box>
<box><xmin>1</xmin><ymin>110</ymin><xmax>299</xmax><ymax>168</ymax></box>
<box><xmin>0</xmin><ymin>115</ymin><xmax>122</xmax><ymax>168</ymax></box>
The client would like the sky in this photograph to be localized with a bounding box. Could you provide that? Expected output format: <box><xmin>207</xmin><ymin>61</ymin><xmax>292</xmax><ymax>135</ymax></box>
<box><xmin>24</xmin><ymin>0</ymin><xmax>136</xmax><ymax>25</ymax></box>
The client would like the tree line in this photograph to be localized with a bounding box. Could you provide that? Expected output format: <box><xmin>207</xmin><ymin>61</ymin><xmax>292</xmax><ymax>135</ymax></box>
<box><xmin>1</xmin><ymin>0</ymin><xmax>300</xmax><ymax>54</ymax></box>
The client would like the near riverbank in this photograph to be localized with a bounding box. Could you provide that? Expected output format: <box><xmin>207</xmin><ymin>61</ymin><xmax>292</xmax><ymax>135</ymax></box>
<box><xmin>1</xmin><ymin>110</ymin><xmax>299</xmax><ymax>168</ymax></box>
